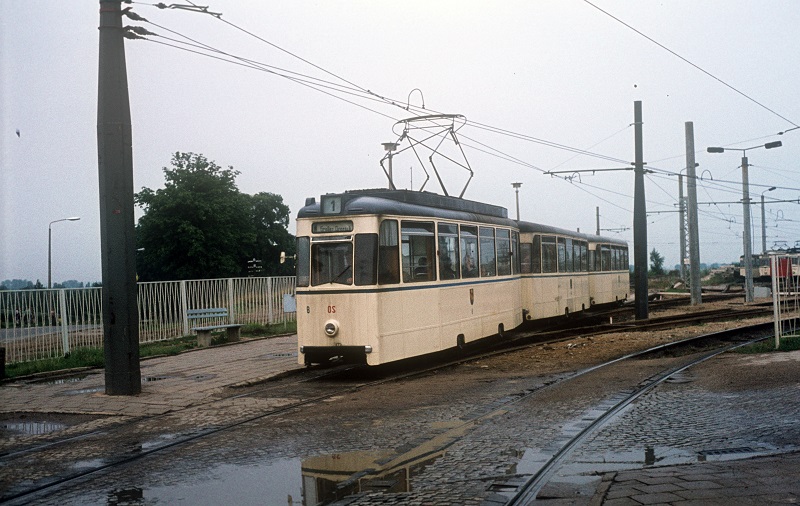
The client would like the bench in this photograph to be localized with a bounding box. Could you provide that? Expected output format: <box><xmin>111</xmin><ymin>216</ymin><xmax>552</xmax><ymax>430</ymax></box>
<box><xmin>187</xmin><ymin>308</ymin><xmax>242</xmax><ymax>347</ymax></box>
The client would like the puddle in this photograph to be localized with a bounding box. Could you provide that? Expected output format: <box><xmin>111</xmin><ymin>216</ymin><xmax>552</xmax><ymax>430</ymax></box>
<box><xmin>62</xmin><ymin>386</ymin><xmax>104</xmax><ymax>395</ymax></box>
<box><xmin>72</xmin><ymin>458</ymin><xmax>107</xmax><ymax>470</ymax></box>
<box><xmin>138</xmin><ymin>459</ymin><xmax>303</xmax><ymax>505</ymax></box>
<box><xmin>139</xmin><ymin>433</ymin><xmax>180</xmax><ymax>451</ymax></box>
<box><xmin>697</xmin><ymin>446</ymin><xmax>772</xmax><ymax>462</ymax></box>
<box><xmin>270</xmin><ymin>352</ymin><xmax>296</xmax><ymax>358</ymax></box>
<box><xmin>1</xmin><ymin>419</ymin><xmax>67</xmax><ymax>435</ymax></box>
<box><xmin>142</xmin><ymin>375</ymin><xmax>173</xmax><ymax>383</ymax></box>
<box><xmin>135</xmin><ymin>448</ymin><xmax>446</xmax><ymax>506</ymax></box>
<box><xmin>33</xmin><ymin>374</ymin><xmax>90</xmax><ymax>385</ymax></box>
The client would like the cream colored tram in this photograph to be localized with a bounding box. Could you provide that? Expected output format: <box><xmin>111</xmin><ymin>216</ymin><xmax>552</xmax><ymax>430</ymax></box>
<box><xmin>295</xmin><ymin>189</ymin><xmax>524</xmax><ymax>366</ymax></box>
<box><xmin>517</xmin><ymin>223</ymin><xmax>592</xmax><ymax>319</ymax></box>
<box><xmin>587</xmin><ymin>237</ymin><xmax>630</xmax><ymax>305</ymax></box>
<box><xmin>517</xmin><ymin>224</ymin><xmax>629</xmax><ymax>320</ymax></box>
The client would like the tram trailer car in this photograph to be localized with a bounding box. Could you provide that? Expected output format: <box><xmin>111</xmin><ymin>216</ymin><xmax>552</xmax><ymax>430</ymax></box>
<box><xmin>295</xmin><ymin>189</ymin><xmax>628</xmax><ymax>366</ymax></box>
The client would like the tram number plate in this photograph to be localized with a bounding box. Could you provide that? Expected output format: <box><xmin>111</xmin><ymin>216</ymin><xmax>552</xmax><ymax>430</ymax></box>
<box><xmin>327</xmin><ymin>305</ymin><xmax>336</xmax><ymax>314</ymax></box>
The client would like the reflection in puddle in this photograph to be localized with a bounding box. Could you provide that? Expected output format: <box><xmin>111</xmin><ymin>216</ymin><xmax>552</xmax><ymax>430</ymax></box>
<box><xmin>302</xmin><ymin>449</ymin><xmax>445</xmax><ymax>505</ymax></box>
<box><xmin>645</xmin><ymin>447</ymin><xmax>655</xmax><ymax>465</ymax></box>
<box><xmin>136</xmin><ymin>449</ymin><xmax>445</xmax><ymax>506</ymax></box>
<box><xmin>107</xmin><ymin>487</ymin><xmax>143</xmax><ymax>505</ymax></box>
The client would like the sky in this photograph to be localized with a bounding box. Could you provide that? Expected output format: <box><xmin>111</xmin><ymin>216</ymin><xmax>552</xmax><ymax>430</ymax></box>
<box><xmin>2</xmin><ymin>1</ymin><xmax>799</xmax><ymax>284</ymax></box>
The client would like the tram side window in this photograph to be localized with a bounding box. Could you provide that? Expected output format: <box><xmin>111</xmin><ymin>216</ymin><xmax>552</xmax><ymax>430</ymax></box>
<box><xmin>480</xmin><ymin>227</ymin><xmax>496</xmax><ymax>277</ymax></box>
<box><xmin>578</xmin><ymin>241</ymin><xmax>588</xmax><ymax>272</ymax></box>
<box><xmin>402</xmin><ymin>221</ymin><xmax>436</xmax><ymax>283</ymax></box>
<box><xmin>613</xmin><ymin>247</ymin><xmax>620</xmax><ymax>270</ymax></box>
<box><xmin>512</xmin><ymin>231</ymin><xmax>521</xmax><ymax>274</ymax></box>
<box><xmin>460</xmin><ymin>225</ymin><xmax>479</xmax><ymax>278</ymax></box>
<box><xmin>378</xmin><ymin>220</ymin><xmax>400</xmax><ymax>285</ymax></box>
<box><xmin>520</xmin><ymin>242</ymin><xmax>532</xmax><ymax>274</ymax></box>
<box><xmin>296</xmin><ymin>236</ymin><xmax>310</xmax><ymax>287</ymax></box>
<box><xmin>589</xmin><ymin>249</ymin><xmax>596</xmax><ymax>272</ymax></box>
<box><xmin>438</xmin><ymin>223</ymin><xmax>460</xmax><ymax>280</ymax></box>
<box><xmin>564</xmin><ymin>238</ymin><xmax>574</xmax><ymax>272</ymax></box>
<box><xmin>557</xmin><ymin>238</ymin><xmax>567</xmax><ymax>273</ymax></box>
<box><xmin>497</xmin><ymin>229</ymin><xmax>511</xmax><ymax>276</ymax></box>
<box><xmin>354</xmin><ymin>234</ymin><xmax>378</xmax><ymax>285</ymax></box>
<box><xmin>312</xmin><ymin>242</ymin><xmax>353</xmax><ymax>286</ymax></box>
<box><xmin>601</xmin><ymin>245</ymin><xmax>611</xmax><ymax>271</ymax></box>
<box><xmin>542</xmin><ymin>236</ymin><xmax>557</xmax><ymax>273</ymax></box>
<box><xmin>532</xmin><ymin>235</ymin><xmax>542</xmax><ymax>273</ymax></box>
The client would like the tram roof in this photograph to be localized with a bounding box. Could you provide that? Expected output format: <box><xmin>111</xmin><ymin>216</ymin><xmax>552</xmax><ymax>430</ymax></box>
<box><xmin>298</xmin><ymin>189</ymin><xmax>513</xmax><ymax>225</ymax></box>
<box><xmin>517</xmin><ymin>221</ymin><xmax>627</xmax><ymax>246</ymax></box>
<box><xmin>297</xmin><ymin>189</ymin><xmax>626</xmax><ymax>246</ymax></box>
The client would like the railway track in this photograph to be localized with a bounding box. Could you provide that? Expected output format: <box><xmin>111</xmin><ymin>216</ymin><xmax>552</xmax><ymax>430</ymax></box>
<box><xmin>0</xmin><ymin>308</ymin><xmax>781</xmax><ymax>504</ymax></box>
<box><xmin>503</xmin><ymin>323</ymin><xmax>778</xmax><ymax>505</ymax></box>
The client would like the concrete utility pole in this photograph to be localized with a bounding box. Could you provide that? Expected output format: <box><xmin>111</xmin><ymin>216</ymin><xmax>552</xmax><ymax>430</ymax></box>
<box><xmin>678</xmin><ymin>174</ymin><xmax>687</xmax><ymax>283</ymax></box>
<box><xmin>740</xmin><ymin>154</ymin><xmax>755</xmax><ymax>302</ymax></box>
<box><xmin>512</xmin><ymin>182</ymin><xmax>522</xmax><ymax>221</ymax></box>
<box><xmin>685</xmin><ymin>122</ymin><xmax>702</xmax><ymax>305</ymax></box>
<box><xmin>596</xmin><ymin>207</ymin><xmax>600</xmax><ymax>236</ymax></box>
<box><xmin>633</xmin><ymin>101</ymin><xmax>648</xmax><ymax>320</ymax></box>
<box><xmin>98</xmin><ymin>0</ymin><xmax>141</xmax><ymax>395</ymax></box>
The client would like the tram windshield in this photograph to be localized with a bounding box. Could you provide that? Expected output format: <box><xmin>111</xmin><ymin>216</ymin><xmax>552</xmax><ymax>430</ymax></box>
<box><xmin>312</xmin><ymin>242</ymin><xmax>353</xmax><ymax>286</ymax></box>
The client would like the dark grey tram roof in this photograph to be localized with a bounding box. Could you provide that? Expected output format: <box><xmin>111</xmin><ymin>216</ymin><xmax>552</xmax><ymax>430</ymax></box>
<box><xmin>518</xmin><ymin>221</ymin><xmax>627</xmax><ymax>246</ymax></box>
<box><xmin>298</xmin><ymin>189</ymin><xmax>627</xmax><ymax>246</ymax></box>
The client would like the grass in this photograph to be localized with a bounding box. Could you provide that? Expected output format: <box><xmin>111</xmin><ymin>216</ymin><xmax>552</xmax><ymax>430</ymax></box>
<box><xmin>2</xmin><ymin>320</ymin><xmax>296</xmax><ymax>379</ymax></box>
<box><xmin>735</xmin><ymin>334</ymin><xmax>800</xmax><ymax>354</ymax></box>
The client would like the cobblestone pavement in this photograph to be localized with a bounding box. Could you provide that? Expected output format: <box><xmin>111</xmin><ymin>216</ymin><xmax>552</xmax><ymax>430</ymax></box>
<box><xmin>2</xmin><ymin>331</ymin><xmax>799</xmax><ymax>505</ymax></box>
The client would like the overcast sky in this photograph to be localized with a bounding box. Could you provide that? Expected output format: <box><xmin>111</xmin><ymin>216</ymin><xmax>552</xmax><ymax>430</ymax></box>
<box><xmin>2</xmin><ymin>1</ymin><xmax>799</xmax><ymax>284</ymax></box>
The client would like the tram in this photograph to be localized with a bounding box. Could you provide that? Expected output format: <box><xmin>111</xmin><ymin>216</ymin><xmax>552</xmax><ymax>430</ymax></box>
<box><xmin>294</xmin><ymin>188</ymin><xmax>628</xmax><ymax>366</ymax></box>
<box><xmin>740</xmin><ymin>248</ymin><xmax>800</xmax><ymax>279</ymax></box>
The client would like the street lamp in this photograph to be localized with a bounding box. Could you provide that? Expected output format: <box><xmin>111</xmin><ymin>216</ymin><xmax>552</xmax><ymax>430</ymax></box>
<box><xmin>381</xmin><ymin>142</ymin><xmax>399</xmax><ymax>190</ymax></box>
<box><xmin>511</xmin><ymin>182</ymin><xmax>522</xmax><ymax>221</ymax></box>
<box><xmin>707</xmin><ymin>141</ymin><xmax>782</xmax><ymax>302</ymax></box>
<box><xmin>761</xmin><ymin>187</ymin><xmax>776</xmax><ymax>254</ymax></box>
<box><xmin>48</xmin><ymin>217</ymin><xmax>80</xmax><ymax>289</ymax></box>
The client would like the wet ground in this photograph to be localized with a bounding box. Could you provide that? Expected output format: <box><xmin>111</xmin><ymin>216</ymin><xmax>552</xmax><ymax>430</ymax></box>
<box><xmin>1</xmin><ymin>301</ymin><xmax>798</xmax><ymax>505</ymax></box>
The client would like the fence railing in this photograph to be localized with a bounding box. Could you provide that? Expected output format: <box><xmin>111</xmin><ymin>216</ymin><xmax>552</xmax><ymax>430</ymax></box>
<box><xmin>770</xmin><ymin>253</ymin><xmax>800</xmax><ymax>349</ymax></box>
<box><xmin>0</xmin><ymin>276</ymin><xmax>296</xmax><ymax>364</ymax></box>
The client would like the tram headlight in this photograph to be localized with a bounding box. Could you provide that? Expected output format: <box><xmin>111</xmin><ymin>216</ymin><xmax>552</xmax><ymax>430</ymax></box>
<box><xmin>324</xmin><ymin>320</ymin><xmax>339</xmax><ymax>338</ymax></box>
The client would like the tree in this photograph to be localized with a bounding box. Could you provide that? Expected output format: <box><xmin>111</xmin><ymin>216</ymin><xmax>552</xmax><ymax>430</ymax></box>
<box><xmin>136</xmin><ymin>152</ymin><xmax>275</xmax><ymax>281</ymax></box>
<box><xmin>248</xmin><ymin>192</ymin><xmax>295</xmax><ymax>276</ymax></box>
<box><xmin>649</xmin><ymin>248</ymin><xmax>665</xmax><ymax>276</ymax></box>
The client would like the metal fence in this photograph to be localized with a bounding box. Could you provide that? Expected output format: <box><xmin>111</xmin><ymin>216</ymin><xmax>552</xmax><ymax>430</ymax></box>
<box><xmin>770</xmin><ymin>253</ymin><xmax>800</xmax><ymax>348</ymax></box>
<box><xmin>0</xmin><ymin>277</ymin><xmax>296</xmax><ymax>364</ymax></box>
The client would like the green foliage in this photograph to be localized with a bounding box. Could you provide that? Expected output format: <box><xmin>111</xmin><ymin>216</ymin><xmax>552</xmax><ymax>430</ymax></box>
<box><xmin>649</xmin><ymin>248</ymin><xmax>665</xmax><ymax>275</ymax></box>
<box><xmin>250</xmin><ymin>192</ymin><xmax>295</xmax><ymax>276</ymax></box>
<box><xmin>3</xmin><ymin>323</ymin><xmax>296</xmax><ymax>378</ymax></box>
<box><xmin>5</xmin><ymin>347</ymin><xmax>105</xmax><ymax>377</ymax></box>
<box><xmin>735</xmin><ymin>335</ymin><xmax>800</xmax><ymax>354</ymax></box>
<box><xmin>242</xmin><ymin>321</ymin><xmax>296</xmax><ymax>336</ymax></box>
<box><xmin>135</xmin><ymin>152</ymin><xmax>294</xmax><ymax>281</ymax></box>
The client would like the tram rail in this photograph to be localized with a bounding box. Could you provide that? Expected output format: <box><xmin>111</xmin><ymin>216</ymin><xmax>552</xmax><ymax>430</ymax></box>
<box><xmin>0</xmin><ymin>309</ymin><xmax>783</xmax><ymax>504</ymax></box>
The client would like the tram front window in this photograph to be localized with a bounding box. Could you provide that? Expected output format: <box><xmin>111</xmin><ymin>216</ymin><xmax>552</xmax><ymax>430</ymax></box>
<box><xmin>311</xmin><ymin>242</ymin><xmax>353</xmax><ymax>286</ymax></box>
